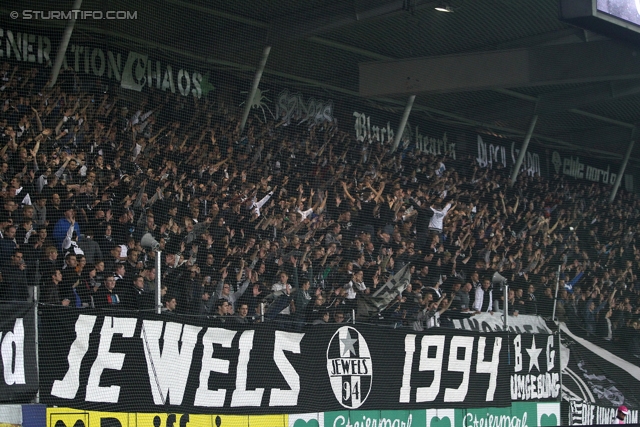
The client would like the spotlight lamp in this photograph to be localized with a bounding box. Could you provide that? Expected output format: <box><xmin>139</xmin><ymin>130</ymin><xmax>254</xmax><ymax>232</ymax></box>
<box><xmin>434</xmin><ymin>2</ymin><xmax>454</xmax><ymax>12</ymax></box>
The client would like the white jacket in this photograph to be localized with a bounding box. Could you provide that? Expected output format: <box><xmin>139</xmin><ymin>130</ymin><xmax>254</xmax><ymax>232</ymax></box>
<box><xmin>344</xmin><ymin>280</ymin><xmax>366</xmax><ymax>300</ymax></box>
<box><xmin>429</xmin><ymin>203</ymin><xmax>452</xmax><ymax>231</ymax></box>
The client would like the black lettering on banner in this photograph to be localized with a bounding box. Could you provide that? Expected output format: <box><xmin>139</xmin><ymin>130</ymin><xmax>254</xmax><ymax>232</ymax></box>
<box><xmin>38</xmin><ymin>307</ymin><xmax>544</xmax><ymax>413</ymax></box>
<box><xmin>101</xmin><ymin>418</ymin><xmax>122</xmax><ymax>427</ymax></box>
<box><xmin>51</xmin><ymin>413</ymin><xmax>89</xmax><ymax>427</ymax></box>
<box><xmin>152</xmin><ymin>414</ymin><xmax>190</xmax><ymax>427</ymax></box>
<box><xmin>55</xmin><ymin>422</ymin><xmax>86</xmax><ymax>427</ymax></box>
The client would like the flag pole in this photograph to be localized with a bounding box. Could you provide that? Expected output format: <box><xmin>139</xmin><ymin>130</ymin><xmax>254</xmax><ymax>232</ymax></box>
<box><xmin>552</xmin><ymin>264</ymin><xmax>561</xmax><ymax>322</ymax></box>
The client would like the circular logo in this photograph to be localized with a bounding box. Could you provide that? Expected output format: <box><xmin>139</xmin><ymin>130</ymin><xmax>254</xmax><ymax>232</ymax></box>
<box><xmin>326</xmin><ymin>326</ymin><xmax>373</xmax><ymax>409</ymax></box>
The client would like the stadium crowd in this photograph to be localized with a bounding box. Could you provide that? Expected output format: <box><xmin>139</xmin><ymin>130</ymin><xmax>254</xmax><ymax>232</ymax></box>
<box><xmin>1</xmin><ymin>63</ymin><xmax>640</xmax><ymax>352</ymax></box>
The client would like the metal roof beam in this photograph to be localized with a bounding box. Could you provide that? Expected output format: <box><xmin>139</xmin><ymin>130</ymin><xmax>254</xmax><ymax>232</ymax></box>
<box><xmin>492</xmin><ymin>28</ymin><xmax>591</xmax><ymax>50</ymax></box>
<box><xmin>537</xmin><ymin>80</ymin><xmax>640</xmax><ymax>115</ymax></box>
<box><xmin>360</xmin><ymin>40</ymin><xmax>640</xmax><ymax>97</ymax></box>
<box><xmin>268</xmin><ymin>0</ymin><xmax>408</xmax><ymax>42</ymax></box>
<box><xmin>459</xmin><ymin>98</ymin><xmax>536</xmax><ymax>122</ymax></box>
<box><xmin>461</xmin><ymin>80</ymin><xmax>640</xmax><ymax>123</ymax></box>
<box><xmin>554</xmin><ymin>125</ymin><xmax>634</xmax><ymax>147</ymax></box>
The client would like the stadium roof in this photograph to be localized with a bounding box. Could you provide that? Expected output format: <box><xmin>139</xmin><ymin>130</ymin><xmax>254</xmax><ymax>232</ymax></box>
<box><xmin>5</xmin><ymin>0</ymin><xmax>640</xmax><ymax>165</ymax></box>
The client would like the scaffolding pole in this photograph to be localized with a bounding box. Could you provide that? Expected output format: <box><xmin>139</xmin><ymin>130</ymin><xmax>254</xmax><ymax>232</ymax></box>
<box><xmin>156</xmin><ymin>251</ymin><xmax>162</xmax><ymax>314</ymax></box>
<box><xmin>33</xmin><ymin>287</ymin><xmax>39</xmax><ymax>403</ymax></box>
<box><xmin>509</xmin><ymin>114</ymin><xmax>538</xmax><ymax>187</ymax></box>
<box><xmin>609</xmin><ymin>133</ymin><xmax>636</xmax><ymax>203</ymax></box>
<box><xmin>240</xmin><ymin>46</ymin><xmax>271</xmax><ymax>133</ymax></box>
<box><xmin>503</xmin><ymin>284</ymin><xmax>509</xmax><ymax>331</ymax></box>
<box><xmin>49</xmin><ymin>0</ymin><xmax>83</xmax><ymax>87</ymax></box>
<box><xmin>552</xmin><ymin>264</ymin><xmax>561</xmax><ymax>322</ymax></box>
<box><xmin>391</xmin><ymin>95</ymin><xmax>415</xmax><ymax>153</ymax></box>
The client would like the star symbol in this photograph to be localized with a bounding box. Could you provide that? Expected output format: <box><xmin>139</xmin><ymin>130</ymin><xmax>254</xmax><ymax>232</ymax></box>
<box><xmin>200</xmin><ymin>72</ymin><xmax>215</xmax><ymax>96</ymax></box>
<box><xmin>340</xmin><ymin>330</ymin><xmax>357</xmax><ymax>357</ymax></box>
<box><xmin>526</xmin><ymin>336</ymin><xmax>542</xmax><ymax>373</ymax></box>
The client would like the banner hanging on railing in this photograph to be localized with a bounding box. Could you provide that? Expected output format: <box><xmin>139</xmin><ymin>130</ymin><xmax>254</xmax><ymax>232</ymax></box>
<box><xmin>452</xmin><ymin>313</ymin><xmax>552</xmax><ymax>334</ymax></box>
<box><xmin>35</xmin><ymin>307</ymin><xmax>563</xmax><ymax>414</ymax></box>
<box><xmin>0</xmin><ymin>303</ymin><xmax>38</xmax><ymax>403</ymax></box>
<box><xmin>560</xmin><ymin>323</ymin><xmax>640</xmax><ymax>425</ymax></box>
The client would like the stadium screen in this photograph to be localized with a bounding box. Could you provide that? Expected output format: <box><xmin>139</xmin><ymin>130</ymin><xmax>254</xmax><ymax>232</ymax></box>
<box><xmin>596</xmin><ymin>0</ymin><xmax>640</xmax><ymax>26</ymax></box>
<box><xmin>560</xmin><ymin>0</ymin><xmax>640</xmax><ymax>42</ymax></box>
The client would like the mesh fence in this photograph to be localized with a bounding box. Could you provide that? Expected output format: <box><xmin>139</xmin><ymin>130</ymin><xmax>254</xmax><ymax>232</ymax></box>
<box><xmin>0</xmin><ymin>1</ymin><xmax>637</xmax><ymax>424</ymax></box>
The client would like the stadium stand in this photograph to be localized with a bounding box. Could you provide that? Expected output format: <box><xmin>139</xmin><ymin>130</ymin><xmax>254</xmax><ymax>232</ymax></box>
<box><xmin>0</xmin><ymin>60</ymin><xmax>638</xmax><ymax>359</ymax></box>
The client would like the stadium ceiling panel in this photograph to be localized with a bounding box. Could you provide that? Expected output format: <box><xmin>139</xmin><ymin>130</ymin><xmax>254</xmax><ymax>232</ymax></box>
<box><xmin>171</xmin><ymin>0</ymin><xmax>640</xmax><ymax>161</ymax></box>
<box><xmin>359</xmin><ymin>40</ymin><xmax>640</xmax><ymax>96</ymax></box>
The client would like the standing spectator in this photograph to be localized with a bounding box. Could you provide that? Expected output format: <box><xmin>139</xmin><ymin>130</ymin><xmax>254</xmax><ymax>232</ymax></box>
<box><xmin>313</xmin><ymin>310</ymin><xmax>331</xmax><ymax>325</ymax></box>
<box><xmin>332</xmin><ymin>310</ymin><xmax>346</xmax><ymax>324</ymax></box>
<box><xmin>507</xmin><ymin>288</ymin><xmax>519</xmax><ymax>316</ymax></box>
<box><xmin>1</xmin><ymin>250</ymin><xmax>29</xmax><ymax>301</ymax></box>
<box><xmin>213</xmin><ymin>299</ymin><xmax>232</xmax><ymax>324</ymax></box>
<box><xmin>77</xmin><ymin>230</ymin><xmax>102</xmax><ymax>265</ymax></box>
<box><xmin>455</xmin><ymin>282</ymin><xmax>472</xmax><ymax>312</ymax></box>
<box><xmin>40</xmin><ymin>246</ymin><xmax>61</xmax><ymax>281</ymax></box>
<box><xmin>523</xmin><ymin>284</ymin><xmax>538</xmax><ymax>315</ymax></box>
<box><xmin>162</xmin><ymin>295</ymin><xmax>177</xmax><ymax>314</ymax></box>
<box><xmin>429</xmin><ymin>199</ymin><xmax>455</xmax><ymax>236</ymax></box>
<box><xmin>473</xmin><ymin>278</ymin><xmax>493</xmax><ymax>313</ymax></box>
<box><xmin>235</xmin><ymin>302</ymin><xmax>254</xmax><ymax>324</ymax></box>
<box><xmin>0</xmin><ymin>225</ymin><xmax>18</xmax><ymax>267</ymax></box>
<box><xmin>343</xmin><ymin>269</ymin><xmax>369</xmax><ymax>314</ymax></box>
<box><xmin>94</xmin><ymin>276</ymin><xmax>120</xmax><ymax>309</ymax></box>
<box><xmin>53</xmin><ymin>199</ymin><xmax>79</xmax><ymax>252</ymax></box>
<box><xmin>305</xmin><ymin>291</ymin><xmax>328</xmax><ymax>324</ymax></box>
<box><xmin>216</xmin><ymin>267</ymin><xmax>250</xmax><ymax>313</ymax></box>
<box><xmin>613</xmin><ymin>406</ymin><xmax>628</xmax><ymax>424</ymax></box>
<box><xmin>413</xmin><ymin>293</ymin><xmax>452</xmax><ymax>330</ymax></box>
<box><xmin>41</xmin><ymin>269</ymin><xmax>69</xmax><ymax>306</ymax></box>
<box><xmin>538</xmin><ymin>287</ymin><xmax>555</xmax><ymax>318</ymax></box>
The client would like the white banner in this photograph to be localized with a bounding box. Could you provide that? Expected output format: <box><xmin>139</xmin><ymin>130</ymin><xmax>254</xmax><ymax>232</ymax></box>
<box><xmin>0</xmin><ymin>26</ymin><xmax>208</xmax><ymax>98</ymax></box>
<box><xmin>452</xmin><ymin>313</ymin><xmax>552</xmax><ymax>334</ymax></box>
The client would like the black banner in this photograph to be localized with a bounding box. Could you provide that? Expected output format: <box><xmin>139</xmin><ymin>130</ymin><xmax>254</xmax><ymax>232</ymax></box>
<box><xmin>35</xmin><ymin>307</ymin><xmax>549</xmax><ymax>414</ymax></box>
<box><xmin>510</xmin><ymin>333</ymin><xmax>561</xmax><ymax>403</ymax></box>
<box><xmin>0</xmin><ymin>303</ymin><xmax>38</xmax><ymax>403</ymax></box>
<box><xmin>560</xmin><ymin>324</ymin><xmax>640</xmax><ymax>425</ymax></box>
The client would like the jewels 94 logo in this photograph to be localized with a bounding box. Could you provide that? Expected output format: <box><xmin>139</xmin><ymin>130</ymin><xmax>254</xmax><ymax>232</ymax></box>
<box><xmin>326</xmin><ymin>326</ymin><xmax>373</xmax><ymax>409</ymax></box>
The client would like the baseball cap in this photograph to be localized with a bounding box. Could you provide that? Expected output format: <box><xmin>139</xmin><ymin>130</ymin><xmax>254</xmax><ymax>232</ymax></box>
<box><xmin>618</xmin><ymin>405</ymin><xmax>628</xmax><ymax>415</ymax></box>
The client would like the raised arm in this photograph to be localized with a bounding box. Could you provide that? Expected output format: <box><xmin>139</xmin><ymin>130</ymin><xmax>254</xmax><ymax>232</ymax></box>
<box><xmin>31</xmin><ymin>106</ymin><xmax>43</xmax><ymax>132</ymax></box>
<box><xmin>291</xmin><ymin>257</ymin><xmax>300</xmax><ymax>289</ymax></box>
<box><xmin>437</xmin><ymin>293</ymin><xmax>453</xmax><ymax>316</ymax></box>
<box><xmin>367</xmin><ymin>181</ymin><xmax>386</xmax><ymax>203</ymax></box>
<box><xmin>340</xmin><ymin>181</ymin><xmax>356</xmax><ymax>203</ymax></box>
<box><xmin>232</xmin><ymin>275</ymin><xmax>252</xmax><ymax>301</ymax></box>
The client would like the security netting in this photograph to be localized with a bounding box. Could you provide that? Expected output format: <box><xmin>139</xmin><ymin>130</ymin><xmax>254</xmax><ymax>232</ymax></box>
<box><xmin>0</xmin><ymin>0</ymin><xmax>638</xmax><ymax>423</ymax></box>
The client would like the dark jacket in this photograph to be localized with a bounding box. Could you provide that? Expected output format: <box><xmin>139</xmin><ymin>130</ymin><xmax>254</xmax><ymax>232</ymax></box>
<box><xmin>1</xmin><ymin>265</ymin><xmax>29</xmax><ymax>301</ymax></box>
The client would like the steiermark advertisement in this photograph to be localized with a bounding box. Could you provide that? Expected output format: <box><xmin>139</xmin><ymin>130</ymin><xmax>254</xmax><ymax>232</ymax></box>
<box><xmin>426</xmin><ymin>403</ymin><xmax>559</xmax><ymax>427</ymax></box>
<box><xmin>289</xmin><ymin>403</ymin><xmax>560</xmax><ymax>427</ymax></box>
<box><xmin>47</xmin><ymin>403</ymin><xmax>561</xmax><ymax>427</ymax></box>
